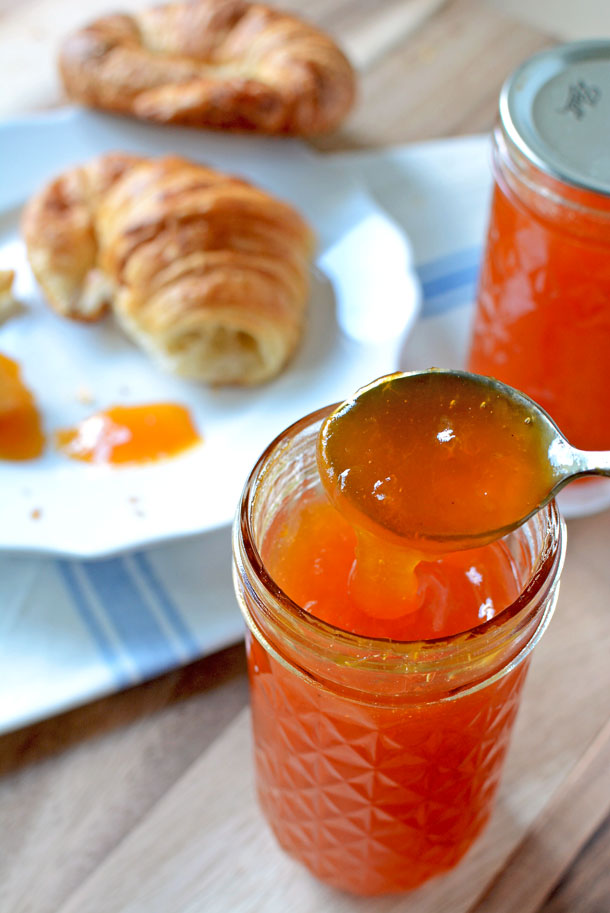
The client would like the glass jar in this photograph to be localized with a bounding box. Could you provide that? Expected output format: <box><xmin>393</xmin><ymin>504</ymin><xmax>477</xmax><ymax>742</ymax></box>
<box><xmin>468</xmin><ymin>41</ymin><xmax>610</xmax><ymax>458</ymax></box>
<box><xmin>232</xmin><ymin>405</ymin><xmax>566</xmax><ymax>896</ymax></box>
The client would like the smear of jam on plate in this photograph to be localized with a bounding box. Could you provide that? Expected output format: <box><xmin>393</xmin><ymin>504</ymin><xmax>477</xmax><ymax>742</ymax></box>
<box><xmin>55</xmin><ymin>403</ymin><xmax>201</xmax><ymax>465</ymax></box>
<box><xmin>0</xmin><ymin>352</ymin><xmax>45</xmax><ymax>460</ymax></box>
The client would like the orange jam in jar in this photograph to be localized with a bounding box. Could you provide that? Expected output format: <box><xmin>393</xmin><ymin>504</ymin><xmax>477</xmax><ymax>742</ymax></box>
<box><xmin>469</xmin><ymin>41</ymin><xmax>610</xmax><ymax>454</ymax></box>
<box><xmin>233</xmin><ymin>395</ymin><xmax>566</xmax><ymax>895</ymax></box>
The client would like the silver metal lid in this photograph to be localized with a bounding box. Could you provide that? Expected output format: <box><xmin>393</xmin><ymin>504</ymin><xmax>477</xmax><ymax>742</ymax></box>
<box><xmin>500</xmin><ymin>40</ymin><xmax>610</xmax><ymax>196</ymax></box>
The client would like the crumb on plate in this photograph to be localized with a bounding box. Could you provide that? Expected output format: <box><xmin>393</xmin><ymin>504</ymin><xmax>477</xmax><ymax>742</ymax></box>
<box><xmin>75</xmin><ymin>385</ymin><xmax>95</xmax><ymax>405</ymax></box>
<box><xmin>0</xmin><ymin>270</ymin><xmax>23</xmax><ymax>324</ymax></box>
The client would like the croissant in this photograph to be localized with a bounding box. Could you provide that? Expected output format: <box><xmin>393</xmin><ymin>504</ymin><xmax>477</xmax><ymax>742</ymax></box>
<box><xmin>22</xmin><ymin>153</ymin><xmax>315</xmax><ymax>385</ymax></box>
<box><xmin>21</xmin><ymin>153</ymin><xmax>141</xmax><ymax>322</ymax></box>
<box><xmin>59</xmin><ymin>0</ymin><xmax>356</xmax><ymax>136</ymax></box>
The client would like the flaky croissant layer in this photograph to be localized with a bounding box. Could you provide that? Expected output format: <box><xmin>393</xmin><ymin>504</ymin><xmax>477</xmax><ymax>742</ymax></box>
<box><xmin>22</xmin><ymin>153</ymin><xmax>315</xmax><ymax>385</ymax></box>
<box><xmin>59</xmin><ymin>0</ymin><xmax>356</xmax><ymax>135</ymax></box>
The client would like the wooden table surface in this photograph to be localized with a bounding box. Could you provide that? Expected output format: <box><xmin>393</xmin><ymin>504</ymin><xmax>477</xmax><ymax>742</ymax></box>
<box><xmin>1</xmin><ymin>2</ymin><xmax>610</xmax><ymax>911</ymax></box>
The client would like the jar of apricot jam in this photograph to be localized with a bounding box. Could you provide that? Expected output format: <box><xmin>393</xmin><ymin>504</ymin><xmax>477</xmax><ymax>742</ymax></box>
<box><xmin>469</xmin><ymin>42</ymin><xmax>610</xmax><ymax>475</ymax></box>
<box><xmin>232</xmin><ymin>404</ymin><xmax>566</xmax><ymax>895</ymax></box>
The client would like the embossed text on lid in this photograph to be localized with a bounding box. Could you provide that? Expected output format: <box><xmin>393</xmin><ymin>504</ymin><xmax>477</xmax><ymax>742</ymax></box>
<box><xmin>500</xmin><ymin>40</ymin><xmax>610</xmax><ymax>196</ymax></box>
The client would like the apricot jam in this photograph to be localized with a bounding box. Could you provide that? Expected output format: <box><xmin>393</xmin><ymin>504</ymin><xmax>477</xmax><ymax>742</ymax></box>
<box><xmin>469</xmin><ymin>131</ymin><xmax>610</xmax><ymax>450</ymax></box>
<box><xmin>318</xmin><ymin>370</ymin><xmax>558</xmax><ymax>549</ymax></box>
<box><xmin>261</xmin><ymin>491</ymin><xmax>521</xmax><ymax>641</ymax></box>
<box><xmin>56</xmin><ymin>403</ymin><xmax>200</xmax><ymax>465</ymax></box>
<box><xmin>469</xmin><ymin>43</ymin><xmax>610</xmax><ymax>452</ymax></box>
<box><xmin>233</xmin><ymin>402</ymin><xmax>565</xmax><ymax>895</ymax></box>
<box><xmin>0</xmin><ymin>353</ymin><xmax>44</xmax><ymax>460</ymax></box>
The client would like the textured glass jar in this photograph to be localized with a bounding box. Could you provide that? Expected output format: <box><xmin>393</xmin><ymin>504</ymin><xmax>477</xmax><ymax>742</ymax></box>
<box><xmin>233</xmin><ymin>406</ymin><xmax>566</xmax><ymax>896</ymax></box>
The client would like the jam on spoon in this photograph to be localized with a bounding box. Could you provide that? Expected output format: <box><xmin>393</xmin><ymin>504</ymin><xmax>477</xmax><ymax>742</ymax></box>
<box><xmin>318</xmin><ymin>369</ymin><xmax>610</xmax><ymax>551</ymax></box>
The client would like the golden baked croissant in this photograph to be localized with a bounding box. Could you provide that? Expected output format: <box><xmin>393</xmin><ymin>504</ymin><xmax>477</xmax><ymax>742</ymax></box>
<box><xmin>22</xmin><ymin>153</ymin><xmax>315</xmax><ymax>385</ymax></box>
<box><xmin>59</xmin><ymin>0</ymin><xmax>356</xmax><ymax>135</ymax></box>
<box><xmin>22</xmin><ymin>153</ymin><xmax>141</xmax><ymax>322</ymax></box>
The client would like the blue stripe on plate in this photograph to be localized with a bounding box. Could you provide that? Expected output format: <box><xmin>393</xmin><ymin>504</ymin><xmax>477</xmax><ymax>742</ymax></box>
<box><xmin>57</xmin><ymin>560</ymin><xmax>132</xmax><ymax>688</ymax></box>
<box><xmin>131</xmin><ymin>552</ymin><xmax>200</xmax><ymax>659</ymax></box>
<box><xmin>81</xmin><ymin>557</ymin><xmax>182</xmax><ymax>678</ymax></box>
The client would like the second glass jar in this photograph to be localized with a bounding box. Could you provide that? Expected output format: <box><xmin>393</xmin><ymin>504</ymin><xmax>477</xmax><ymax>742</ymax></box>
<box><xmin>468</xmin><ymin>41</ymin><xmax>610</xmax><ymax>453</ymax></box>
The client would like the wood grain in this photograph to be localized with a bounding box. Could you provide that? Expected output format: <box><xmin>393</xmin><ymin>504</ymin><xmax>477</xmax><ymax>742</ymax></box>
<box><xmin>542</xmin><ymin>815</ymin><xmax>610</xmax><ymax>913</ymax></box>
<box><xmin>469</xmin><ymin>718</ymin><xmax>610</xmax><ymax>913</ymax></box>
<box><xmin>313</xmin><ymin>0</ymin><xmax>554</xmax><ymax>151</ymax></box>
<box><xmin>0</xmin><ymin>646</ymin><xmax>248</xmax><ymax>913</ymax></box>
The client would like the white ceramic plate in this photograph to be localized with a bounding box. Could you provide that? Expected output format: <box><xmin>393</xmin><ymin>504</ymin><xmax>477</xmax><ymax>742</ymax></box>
<box><xmin>0</xmin><ymin>109</ymin><xmax>421</xmax><ymax>558</ymax></box>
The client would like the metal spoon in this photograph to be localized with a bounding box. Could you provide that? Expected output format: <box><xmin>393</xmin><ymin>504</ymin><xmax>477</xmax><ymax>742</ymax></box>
<box><xmin>318</xmin><ymin>368</ymin><xmax>610</xmax><ymax>551</ymax></box>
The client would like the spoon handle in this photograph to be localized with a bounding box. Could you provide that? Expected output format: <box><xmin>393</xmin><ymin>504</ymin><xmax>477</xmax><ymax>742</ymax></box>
<box><xmin>572</xmin><ymin>448</ymin><xmax>610</xmax><ymax>478</ymax></box>
<box><xmin>549</xmin><ymin>438</ymin><xmax>610</xmax><ymax>483</ymax></box>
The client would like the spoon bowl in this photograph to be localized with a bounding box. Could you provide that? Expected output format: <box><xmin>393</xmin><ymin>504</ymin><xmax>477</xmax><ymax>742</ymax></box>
<box><xmin>318</xmin><ymin>369</ymin><xmax>610</xmax><ymax>551</ymax></box>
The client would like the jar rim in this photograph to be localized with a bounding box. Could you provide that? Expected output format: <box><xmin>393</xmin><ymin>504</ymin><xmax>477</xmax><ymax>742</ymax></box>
<box><xmin>495</xmin><ymin>124</ymin><xmax>610</xmax><ymax>223</ymax></box>
<box><xmin>237</xmin><ymin>403</ymin><xmax>565</xmax><ymax>656</ymax></box>
<box><xmin>498</xmin><ymin>40</ymin><xmax>610</xmax><ymax>200</ymax></box>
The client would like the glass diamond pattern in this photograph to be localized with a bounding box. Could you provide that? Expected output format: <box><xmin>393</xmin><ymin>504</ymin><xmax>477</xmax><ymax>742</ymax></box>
<box><xmin>248</xmin><ymin>633</ymin><xmax>530</xmax><ymax>895</ymax></box>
